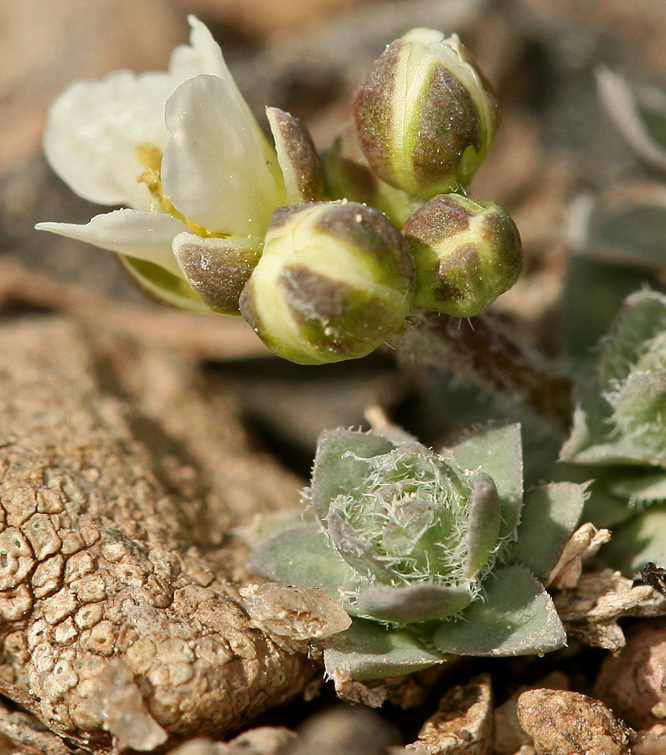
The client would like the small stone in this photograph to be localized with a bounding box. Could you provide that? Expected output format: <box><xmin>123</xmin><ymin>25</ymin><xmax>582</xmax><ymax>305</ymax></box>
<box><xmin>594</xmin><ymin>617</ymin><xmax>666</xmax><ymax>730</ymax></box>
<box><xmin>241</xmin><ymin>583</ymin><xmax>351</xmax><ymax>640</ymax></box>
<box><xmin>406</xmin><ymin>673</ymin><xmax>492</xmax><ymax>755</ymax></box>
<box><xmin>517</xmin><ymin>689</ymin><xmax>632</xmax><ymax>755</ymax></box>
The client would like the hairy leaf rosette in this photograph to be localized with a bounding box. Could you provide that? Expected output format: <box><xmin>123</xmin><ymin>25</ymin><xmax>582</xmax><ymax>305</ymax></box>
<box><xmin>252</xmin><ymin>423</ymin><xmax>585</xmax><ymax>683</ymax></box>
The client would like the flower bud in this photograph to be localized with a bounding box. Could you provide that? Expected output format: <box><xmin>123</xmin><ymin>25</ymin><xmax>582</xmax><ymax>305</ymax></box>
<box><xmin>353</xmin><ymin>28</ymin><xmax>500</xmax><ymax>198</ymax></box>
<box><xmin>239</xmin><ymin>201</ymin><xmax>415</xmax><ymax>365</ymax></box>
<box><xmin>403</xmin><ymin>193</ymin><xmax>522</xmax><ymax>317</ymax></box>
<box><xmin>172</xmin><ymin>232</ymin><xmax>263</xmax><ymax>315</ymax></box>
<box><xmin>322</xmin><ymin>124</ymin><xmax>423</xmax><ymax>227</ymax></box>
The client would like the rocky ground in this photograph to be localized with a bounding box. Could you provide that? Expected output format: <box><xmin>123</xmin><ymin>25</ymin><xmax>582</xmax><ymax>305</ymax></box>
<box><xmin>3</xmin><ymin>0</ymin><xmax>666</xmax><ymax>752</ymax></box>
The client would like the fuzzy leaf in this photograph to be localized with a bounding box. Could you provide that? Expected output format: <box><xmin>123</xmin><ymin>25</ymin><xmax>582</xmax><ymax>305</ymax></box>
<box><xmin>506</xmin><ymin>483</ymin><xmax>585</xmax><ymax>581</ymax></box>
<box><xmin>311</xmin><ymin>428</ymin><xmax>395</xmax><ymax>521</ymax></box>
<box><xmin>323</xmin><ymin>618</ymin><xmax>445</xmax><ymax>681</ymax></box>
<box><xmin>583</xmin><ymin>202</ymin><xmax>666</xmax><ymax>271</ymax></box>
<box><xmin>449</xmin><ymin>423</ymin><xmax>523</xmax><ymax>540</ymax></box>
<box><xmin>609</xmin><ymin>470</ymin><xmax>666</xmax><ymax>501</ymax></box>
<box><xmin>464</xmin><ymin>472</ymin><xmax>501</xmax><ymax>577</ymax></box>
<box><xmin>431</xmin><ymin>564</ymin><xmax>566</xmax><ymax>656</ymax></box>
<box><xmin>602</xmin><ymin>503</ymin><xmax>666</xmax><ymax>574</ymax></box>
<box><xmin>599</xmin><ymin>290</ymin><xmax>666</xmax><ymax>385</ymax></box>
<box><xmin>250</xmin><ymin>524</ymin><xmax>365</xmax><ymax>598</ymax></box>
<box><xmin>354</xmin><ymin>583</ymin><xmax>472</xmax><ymax>623</ymax></box>
<box><xmin>581</xmin><ymin>478</ymin><xmax>635</xmax><ymax>529</ymax></box>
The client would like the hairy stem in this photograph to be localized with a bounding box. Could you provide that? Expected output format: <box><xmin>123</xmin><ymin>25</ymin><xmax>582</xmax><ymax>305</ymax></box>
<box><xmin>391</xmin><ymin>311</ymin><xmax>574</xmax><ymax>431</ymax></box>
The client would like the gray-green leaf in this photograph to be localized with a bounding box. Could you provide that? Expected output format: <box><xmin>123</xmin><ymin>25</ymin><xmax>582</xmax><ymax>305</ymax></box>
<box><xmin>431</xmin><ymin>564</ymin><xmax>566</xmax><ymax>656</ymax></box>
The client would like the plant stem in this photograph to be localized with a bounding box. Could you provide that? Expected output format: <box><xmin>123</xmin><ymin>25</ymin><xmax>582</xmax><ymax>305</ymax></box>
<box><xmin>391</xmin><ymin>311</ymin><xmax>574</xmax><ymax>431</ymax></box>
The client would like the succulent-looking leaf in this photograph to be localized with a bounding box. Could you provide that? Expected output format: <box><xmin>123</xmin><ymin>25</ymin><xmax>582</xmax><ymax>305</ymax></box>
<box><xmin>599</xmin><ymin>290</ymin><xmax>666</xmax><ymax>384</ymax></box>
<box><xmin>323</xmin><ymin>618</ymin><xmax>446</xmax><ymax>682</ymax></box>
<box><xmin>507</xmin><ymin>483</ymin><xmax>585</xmax><ymax>581</ymax></box>
<box><xmin>463</xmin><ymin>472</ymin><xmax>501</xmax><ymax>577</ymax></box>
<box><xmin>602</xmin><ymin>503</ymin><xmax>666</xmax><ymax>574</ymax></box>
<box><xmin>449</xmin><ymin>423</ymin><xmax>523</xmax><ymax>540</ymax></box>
<box><xmin>596</xmin><ymin>67</ymin><xmax>666</xmax><ymax>171</ymax></box>
<box><xmin>609</xmin><ymin>470</ymin><xmax>666</xmax><ymax>501</ymax></box>
<box><xmin>562</xmin><ymin>290</ymin><xmax>666</xmax><ymax>467</ymax></box>
<box><xmin>431</xmin><ymin>564</ymin><xmax>566</xmax><ymax>656</ymax></box>
<box><xmin>250</xmin><ymin>524</ymin><xmax>365</xmax><ymax>598</ymax></box>
<box><xmin>311</xmin><ymin>428</ymin><xmax>395</xmax><ymax>521</ymax></box>
<box><xmin>353</xmin><ymin>583</ymin><xmax>472</xmax><ymax>623</ymax></box>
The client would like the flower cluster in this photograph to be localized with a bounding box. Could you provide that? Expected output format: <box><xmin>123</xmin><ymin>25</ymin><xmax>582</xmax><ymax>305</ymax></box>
<box><xmin>38</xmin><ymin>18</ymin><xmax>522</xmax><ymax>364</ymax></box>
<box><xmin>252</xmin><ymin>423</ymin><xmax>586</xmax><ymax>683</ymax></box>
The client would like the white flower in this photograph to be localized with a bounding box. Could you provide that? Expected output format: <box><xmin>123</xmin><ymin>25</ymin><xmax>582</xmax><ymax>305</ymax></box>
<box><xmin>36</xmin><ymin>16</ymin><xmax>289</xmax><ymax>312</ymax></box>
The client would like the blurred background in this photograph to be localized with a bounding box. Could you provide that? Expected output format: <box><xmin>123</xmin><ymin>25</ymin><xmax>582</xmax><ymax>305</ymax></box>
<box><xmin>3</xmin><ymin>0</ymin><xmax>666</xmax><ymax>474</ymax></box>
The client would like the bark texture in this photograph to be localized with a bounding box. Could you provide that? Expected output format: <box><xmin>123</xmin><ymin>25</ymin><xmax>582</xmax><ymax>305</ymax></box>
<box><xmin>0</xmin><ymin>315</ymin><xmax>313</xmax><ymax>749</ymax></box>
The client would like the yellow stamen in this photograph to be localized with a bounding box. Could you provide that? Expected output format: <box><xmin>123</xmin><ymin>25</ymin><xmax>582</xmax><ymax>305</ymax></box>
<box><xmin>135</xmin><ymin>142</ymin><xmax>222</xmax><ymax>238</ymax></box>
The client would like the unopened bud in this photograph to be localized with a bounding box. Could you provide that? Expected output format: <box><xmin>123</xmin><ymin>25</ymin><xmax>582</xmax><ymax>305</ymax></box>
<box><xmin>353</xmin><ymin>28</ymin><xmax>499</xmax><ymax>198</ymax></box>
<box><xmin>239</xmin><ymin>201</ymin><xmax>415</xmax><ymax>364</ymax></box>
<box><xmin>403</xmin><ymin>193</ymin><xmax>522</xmax><ymax>317</ymax></box>
<box><xmin>266</xmin><ymin>107</ymin><xmax>325</xmax><ymax>204</ymax></box>
<box><xmin>322</xmin><ymin>124</ymin><xmax>423</xmax><ymax>227</ymax></box>
<box><xmin>173</xmin><ymin>232</ymin><xmax>263</xmax><ymax>314</ymax></box>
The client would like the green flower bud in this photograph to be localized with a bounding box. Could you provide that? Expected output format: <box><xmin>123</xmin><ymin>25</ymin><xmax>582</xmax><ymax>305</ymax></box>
<box><xmin>403</xmin><ymin>193</ymin><xmax>522</xmax><ymax>317</ymax></box>
<box><xmin>322</xmin><ymin>124</ymin><xmax>423</xmax><ymax>227</ymax></box>
<box><xmin>239</xmin><ymin>201</ymin><xmax>415</xmax><ymax>365</ymax></box>
<box><xmin>353</xmin><ymin>28</ymin><xmax>500</xmax><ymax>198</ymax></box>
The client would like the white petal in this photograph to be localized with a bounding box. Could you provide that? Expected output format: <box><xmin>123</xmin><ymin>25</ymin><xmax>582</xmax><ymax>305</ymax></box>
<box><xmin>36</xmin><ymin>210</ymin><xmax>187</xmax><ymax>275</ymax></box>
<box><xmin>168</xmin><ymin>15</ymin><xmax>229</xmax><ymax>81</ymax></box>
<box><xmin>44</xmin><ymin>70</ymin><xmax>177</xmax><ymax>210</ymax></box>
<box><xmin>161</xmin><ymin>75</ymin><xmax>279</xmax><ymax>236</ymax></box>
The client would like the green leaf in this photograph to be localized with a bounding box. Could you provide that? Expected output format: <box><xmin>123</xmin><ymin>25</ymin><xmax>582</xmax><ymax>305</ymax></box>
<box><xmin>464</xmin><ymin>472</ymin><xmax>501</xmax><ymax>577</ymax></box>
<box><xmin>250</xmin><ymin>524</ymin><xmax>365</xmax><ymax>598</ymax></box>
<box><xmin>583</xmin><ymin>204</ymin><xmax>666</xmax><ymax>273</ymax></box>
<box><xmin>602</xmin><ymin>503</ymin><xmax>666</xmax><ymax>574</ymax></box>
<box><xmin>431</xmin><ymin>564</ymin><xmax>566</xmax><ymax>656</ymax></box>
<box><xmin>600</xmin><ymin>290</ymin><xmax>666</xmax><ymax>385</ymax></box>
<box><xmin>354</xmin><ymin>583</ymin><xmax>472</xmax><ymax>623</ymax></box>
<box><xmin>506</xmin><ymin>483</ymin><xmax>585</xmax><ymax>581</ymax></box>
<box><xmin>609</xmin><ymin>469</ymin><xmax>666</xmax><ymax>501</ymax></box>
<box><xmin>323</xmin><ymin>618</ymin><xmax>445</xmax><ymax>681</ymax></box>
<box><xmin>449</xmin><ymin>423</ymin><xmax>523</xmax><ymax>540</ymax></box>
<box><xmin>311</xmin><ymin>428</ymin><xmax>395</xmax><ymax>520</ymax></box>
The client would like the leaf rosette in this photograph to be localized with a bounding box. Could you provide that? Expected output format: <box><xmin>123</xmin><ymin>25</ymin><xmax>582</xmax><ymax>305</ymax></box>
<box><xmin>252</xmin><ymin>423</ymin><xmax>585</xmax><ymax>683</ymax></box>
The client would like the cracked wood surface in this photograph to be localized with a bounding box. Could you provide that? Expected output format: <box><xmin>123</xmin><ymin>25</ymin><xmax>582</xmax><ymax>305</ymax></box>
<box><xmin>0</xmin><ymin>315</ymin><xmax>314</xmax><ymax>750</ymax></box>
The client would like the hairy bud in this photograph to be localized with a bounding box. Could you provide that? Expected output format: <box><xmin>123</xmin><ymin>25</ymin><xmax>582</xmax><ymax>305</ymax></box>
<box><xmin>239</xmin><ymin>201</ymin><xmax>415</xmax><ymax>365</ymax></box>
<box><xmin>403</xmin><ymin>193</ymin><xmax>522</xmax><ymax>317</ymax></box>
<box><xmin>353</xmin><ymin>28</ymin><xmax>500</xmax><ymax>198</ymax></box>
<box><xmin>173</xmin><ymin>233</ymin><xmax>263</xmax><ymax>314</ymax></box>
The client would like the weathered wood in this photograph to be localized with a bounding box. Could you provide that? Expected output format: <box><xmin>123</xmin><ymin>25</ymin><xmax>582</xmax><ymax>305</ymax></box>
<box><xmin>0</xmin><ymin>315</ymin><xmax>313</xmax><ymax>750</ymax></box>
